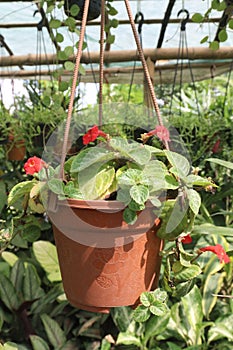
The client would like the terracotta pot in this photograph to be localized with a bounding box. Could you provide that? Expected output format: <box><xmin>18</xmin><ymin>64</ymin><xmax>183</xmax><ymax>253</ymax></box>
<box><xmin>48</xmin><ymin>199</ymin><xmax>163</xmax><ymax>313</ymax></box>
<box><xmin>7</xmin><ymin>139</ymin><xmax>26</xmax><ymax>161</ymax></box>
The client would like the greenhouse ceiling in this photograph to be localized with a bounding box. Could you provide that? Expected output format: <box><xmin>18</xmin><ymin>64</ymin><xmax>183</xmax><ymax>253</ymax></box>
<box><xmin>1</xmin><ymin>0</ymin><xmax>233</xmax><ymax>84</ymax></box>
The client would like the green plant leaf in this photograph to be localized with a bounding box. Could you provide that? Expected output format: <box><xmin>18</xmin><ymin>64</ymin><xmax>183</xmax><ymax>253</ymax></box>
<box><xmin>133</xmin><ymin>305</ymin><xmax>151</xmax><ymax>322</ymax></box>
<box><xmin>1</xmin><ymin>252</ymin><xmax>18</xmax><ymax>267</ymax></box>
<box><xmin>123</xmin><ymin>208</ymin><xmax>137</xmax><ymax>225</ymax></box>
<box><xmin>23</xmin><ymin>263</ymin><xmax>44</xmax><ymax>302</ymax></box>
<box><xmin>181</xmin><ymin>285</ymin><xmax>203</xmax><ymax>344</ymax></box>
<box><xmin>186</xmin><ymin>188</ymin><xmax>201</xmax><ymax>215</ymax></box>
<box><xmin>8</xmin><ymin>181</ymin><xmax>36</xmax><ymax>206</ymax></box>
<box><xmin>207</xmin><ymin>158</ymin><xmax>233</xmax><ymax>170</ymax></box>
<box><xmin>191</xmin><ymin>13</ymin><xmax>204</xmax><ymax>23</ymax></box>
<box><xmin>49</xmin><ymin>19</ymin><xmax>62</xmax><ymax>29</ymax></box>
<box><xmin>111</xmin><ymin>307</ymin><xmax>133</xmax><ymax>332</ymax></box>
<box><xmin>164</xmin><ymin>150</ymin><xmax>190</xmax><ymax>178</ymax></box>
<box><xmin>41</xmin><ymin>314</ymin><xmax>66</xmax><ymax>348</ymax></box>
<box><xmin>140</xmin><ymin>292</ymin><xmax>155</xmax><ymax>307</ymax></box>
<box><xmin>209</xmin><ymin>40</ymin><xmax>219</xmax><ymax>50</ymax></box>
<box><xmin>175</xmin><ymin>264</ymin><xmax>202</xmax><ymax>282</ymax></box>
<box><xmin>21</xmin><ymin>225</ymin><xmax>41</xmax><ymax>242</ymax></box>
<box><xmin>229</xmin><ymin>19</ymin><xmax>233</xmax><ymax>29</ymax></box>
<box><xmin>218</xmin><ymin>29</ymin><xmax>228</xmax><ymax>42</ymax></box>
<box><xmin>116</xmin><ymin>332</ymin><xmax>142</xmax><ymax>347</ymax></box>
<box><xmin>47</xmin><ymin>179</ymin><xmax>64</xmax><ymax>195</ymax></box>
<box><xmin>64</xmin><ymin>61</ymin><xmax>75</xmax><ymax>71</ymax></box>
<box><xmin>71</xmin><ymin>147</ymin><xmax>114</xmax><ymax>172</ymax></box>
<box><xmin>30</xmin><ymin>335</ymin><xmax>50</xmax><ymax>350</ymax></box>
<box><xmin>33</xmin><ymin>241</ymin><xmax>61</xmax><ymax>282</ymax></box>
<box><xmin>208</xmin><ymin>314</ymin><xmax>233</xmax><ymax>343</ymax></box>
<box><xmin>0</xmin><ymin>181</ymin><xmax>7</xmax><ymax>213</ymax></box>
<box><xmin>0</xmin><ymin>274</ymin><xmax>21</xmax><ymax>311</ymax></box>
<box><xmin>130</xmin><ymin>184</ymin><xmax>149</xmax><ymax>205</ymax></box>
<box><xmin>118</xmin><ymin>168</ymin><xmax>143</xmax><ymax>186</ymax></box>
<box><xmin>202</xmin><ymin>272</ymin><xmax>225</xmax><ymax>319</ymax></box>
<box><xmin>150</xmin><ymin>302</ymin><xmax>169</xmax><ymax>316</ymax></box>
<box><xmin>144</xmin><ymin>312</ymin><xmax>170</xmax><ymax>345</ymax></box>
<box><xmin>10</xmin><ymin>260</ymin><xmax>25</xmax><ymax>293</ymax></box>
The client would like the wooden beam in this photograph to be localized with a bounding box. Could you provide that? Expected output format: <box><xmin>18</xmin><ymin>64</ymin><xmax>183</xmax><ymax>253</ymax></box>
<box><xmin>1</xmin><ymin>47</ymin><xmax>233</xmax><ymax>67</ymax></box>
<box><xmin>0</xmin><ymin>17</ymin><xmax>229</xmax><ymax>29</ymax></box>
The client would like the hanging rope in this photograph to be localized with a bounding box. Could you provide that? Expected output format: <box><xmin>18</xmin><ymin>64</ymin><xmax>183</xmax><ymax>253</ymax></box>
<box><xmin>169</xmin><ymin>9</ymin><xmax>200</xmax><ymax>118</ymax></box>
<box><xmin>124</xmin><ymin>0</ymin><xmax>169</xmax><ymax>151</ymax></box>
<box><xmin>59</xmin><ymin>0</ymin><xmax>90</xmax><ymax>179</ymax></box>
<box><xmin>98</xmin><ymin>0</ymin><xmax>105</xmax><ymax>126</ymax></box>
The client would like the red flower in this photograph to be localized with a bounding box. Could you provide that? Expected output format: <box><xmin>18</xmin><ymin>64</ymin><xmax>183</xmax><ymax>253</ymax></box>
<box><xmin>82</xmin><ymin>125</ymin><xmax>108</xmax><ymax>145</ymax></box>
<box><xmin>147</xmin><ymin>125</ymin><xmax>170</xmax><ymax>142</ymax></box>
<box><xmin>199</xmin><ymin>244</ymin><xmax>230</xmax><ymax>264</ymax></box>
<box><xmin>212</xmin><ymin>139</ymin><xmax>221</xmax><ymax>154</ymax></box>
<box><xmin>24</xmin><ymin>156</ymin><xmax>47</xmax><ymax>175</ymax></box>
<box><xmin>181</xmin><ymin>234</ymin><xmax>193</xmax><ymax>244</ymax></box>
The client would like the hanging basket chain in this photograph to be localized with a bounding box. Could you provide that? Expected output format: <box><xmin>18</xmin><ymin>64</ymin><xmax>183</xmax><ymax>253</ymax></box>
<box><xmin>59</xmin><ymin>0</ymin><xmax>90</xmax><ymax>179</ymax></box>
<box><xmin>124</xmin><ymin>0</ymin><xmax>169</xmax><ymax>150</ymax></box>
<box><xmin>99</xmin><ymin>0</ymin><xmax>106</xmax><ymax>126</ymax></box>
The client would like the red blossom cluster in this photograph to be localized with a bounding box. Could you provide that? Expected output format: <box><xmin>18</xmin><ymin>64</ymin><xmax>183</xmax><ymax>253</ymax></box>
<box><xmin>24</xmin><ymin>156</ymin><xmax>47</xmax><ymax>175</ymax></box>
<box><xmin>82</xmin><ymin>125</ymin><xmax>108</xmax><ymax>145</ymax></box>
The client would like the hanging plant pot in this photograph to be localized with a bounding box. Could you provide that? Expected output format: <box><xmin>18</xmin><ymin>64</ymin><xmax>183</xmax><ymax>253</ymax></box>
<box><xmin>64</xmin><ymin>0</ymin><xmax>101</xmax><ymax>21</ymax></box>
<box><xmin>49</xmin><ymin>199</ymin><xmax>163</xmax><ymax>313</ymax></box>
<box><xmin>6</xmin><ymin>135</ymin><xmax>26</xmax><ymax>161</ymax></box>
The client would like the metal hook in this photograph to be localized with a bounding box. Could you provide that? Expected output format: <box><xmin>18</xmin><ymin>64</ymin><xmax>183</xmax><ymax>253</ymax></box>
<box><xmin>177</xmin><ymin>9</ymin><xmax>189</xmax><ymax>31</ymax></box>
<box><xmin>34</xmin><ymin>9</ymin><xmax>46</xmax><ymax>31</ymax></box>
<box><xmin>134</xmin><ymin>11</ymin><xmax>144</xmax><ymax>34</ymax></box>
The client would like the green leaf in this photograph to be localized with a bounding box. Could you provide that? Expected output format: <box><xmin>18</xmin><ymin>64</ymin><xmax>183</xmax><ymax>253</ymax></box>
<box><xmin>128</xmin><ymin>145</ymin><xmax>151</xmax><ymax>165</ymax></box>
<box><xmin>152</xmin><ymin>289</ymin><xmax>168</xmax><ymax>302</ymax></box>
<box><xmin>10</xmin><ymin>260</ymin><xmax>25</xmax><ymax>293</ymax></box>
<box><xmin>22</xmin><ymin>225</ymin><xmax>41</xmax><ymax>242</ymax></box>
<box><xmin>130</xmin><ymin>184</ymin><xmax>149</xmax><ymax>205</ymax></box>
<box><xmin>33</xmin><ymin>241</ymin><xmax>61</xmax><ymax>282</ymax></box>
<box><xmin>100</xmin><ymin>339</ymin><xmax>111</xmax><ymax>350</ymax></box>
<box><xmin>111</xmin><ymin>307</ymin><xmax>133</xmax><ymax>332</ymax></box>
<box><xmin>49</xmin><ymin>19</ymin><xmax>62</xmax><ymax>29</ymax></box>
<box><xmin>229</xmin><ymin>19</ymin><xmax>233</xmax><ymax>29</ymax></box>
<box><xmin>0</xmin><ymin>274</ymin><xmax>21</xmax><ymax>311</ymax></box>
<box><xmin>23</xmin><ymin>263</ymin><xmax>44</xmax><ymax>302</ymax></box>
<box><xmin>78</xmin><ymin>166</ymin><xmax>115</xmax><ymax>200</ymax></box>
<box><xmin>123</xmin><ymin>208</ymin><xmax>137</xmax><ymax>225</ymax></box>
<box><xmin>133</xmin><ymin>305</ymin><xmax>151</xmax><ymax>322</ymax></box>
<box><xmin>30</xmin><ymin>335</ymin><xmax>50</xmax><ymax>350</ymax></box>
<box><xmin>208</xmin><ymin>314</ymin><xmax>233</xmax><ymax>343</ymax></box>
<box><xmin>64</xmin><ymin>46</ymin><xmax>74</xmax><ymax>57</ymax></box>
<box><xmin>128</xmin><ymin>200</ymin><xmax>145</xmax><ymax>211</ymax></box>
<box><xmin>200</xmin><ymin>35</ymin><xmax>209</xmax><ymax>44</ymax></box>
<box><xmin>8</xmin><ymin>181</ymin><xmax>35</xmax><ymax>206</ymax></box>
<box><xmin>1</xmin><ymin>252</ymin><xmax>18</xmax><ymax>267</ymax></box>
<box><xmin>207</xmin><ymin>158</ymin><xmax>233</xmax><ymax>170</ymax></box>
<box><xmin>0</xmin><ymin>181</ymin><xmax>7</xmax><ymax>213</ymax></box>
<box><xmin>70</xmin><ymin>4</ymin><xmax>80</xmax><ymax>16</ymax></box>
<box><xmin>202</xmin><ymin>272</ymin><xmax>225</xmax><ymax>319</ymax></box>
<box><xmin>218</xmin><ymin>29</ymin><xmax>228</xmax><ymax>42</ymax></box>
<box><xmin>181</xmin><ymin>285</ymin><xmax>203</xmax><ymax>344</ymax></box>
<box><xmin>71</xmin><ymin>147</ymin><xmax>114</xmax><ymax>172</ymax></box>
<box><xmin>186</xmin><ymin>188</ymin><xmax>201</xmax><ymax>215</ymax></box>
<box><xmin>47</xmin><ymin>179</ymin><xmax>64</xmax><ymax>195</ymax></box>
<box><xmin>144</xmin><ymin>312</ymin><xmax>170</xmax><ymax>345</ymax></box>
<box><xmin>116</xmin><ymin>332</ymin><xmax>142</xmax><ymax>347</ymax></box>
<box><xmin>55</xmin><ymin>33</ymin><xmax>64</xmax><ymax>43</ymax></box>
<box><xmin>118</xmin><ymin>169</ymin><xmax>143</xmax><ymax>187</ymax></box>
<box><xmin>116</xmin><ymin>188</ymin><xmax>131</xmax><ymax>205</ymax></box>
<box><xmin>209</xmin><ymin>40</ymin><xmax>219</xmax><ymax>50</ymax></box>
<box><xmin>140</xmin><ymin>292</ymin><xmax>155</xmax><ymax>307</ymax></box>
<box><xmin>41</xmin><ymin>314</ymin><xmax>66</xmax><ymax>348</ymax></box>
<box><xmin>64</xmin><ymin>61</ymin><xmax>75</xmax><ymax>71</ymax></box>
<box><xmin>150</xmin><ymin>302</ymin><xmax>169</xmax><ymax>316</ymax></box>
<box><xmin>192</xmin><ymin>13</ymin><xmax>204</xmax><ymax>23</ymax></box>
<box><xmin>164</xmin><ymin>150</ymin><xmax>190</xmax><ymax>178</ymax></box>
<box><xmin>175</xmin><ymin>264</ymin><xmax>202</xmax><ymax>282</ymax></box>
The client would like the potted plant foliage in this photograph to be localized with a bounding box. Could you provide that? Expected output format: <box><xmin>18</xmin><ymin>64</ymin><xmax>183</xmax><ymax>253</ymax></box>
<box><xmin>8</xmin><ymin>118</ymin><xmax>230</xmax><ymax>313</ymax></box>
